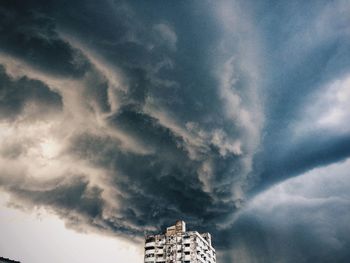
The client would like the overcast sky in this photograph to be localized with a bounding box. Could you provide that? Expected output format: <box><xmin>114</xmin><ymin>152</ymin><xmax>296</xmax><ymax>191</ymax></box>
<box><xmin>1</xmin><ymin>1</ymin><xmax>350</xmax><ymax>262</ymax></box>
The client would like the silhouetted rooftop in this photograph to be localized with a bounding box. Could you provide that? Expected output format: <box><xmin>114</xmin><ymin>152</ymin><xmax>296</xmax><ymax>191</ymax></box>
<box><xmin>0</xmin><ymin>256</ymin><xmax>21</xmax><ymax>263</ymax></box>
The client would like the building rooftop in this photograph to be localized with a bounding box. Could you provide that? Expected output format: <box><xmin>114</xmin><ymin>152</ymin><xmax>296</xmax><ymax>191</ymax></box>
<box><xmin>0</xmin><ymin>256</ymin><xmax>21</xmax><ymax>263</ymax></box>
<box><xmin>144</xmin><ymin>220</ymin><xmax>216</xmax><ymax>263</ymax></box>
<box><xmin>145</xmin><ymin>220</ymin><xmax>214</xmax><ymax>249</ymax></box>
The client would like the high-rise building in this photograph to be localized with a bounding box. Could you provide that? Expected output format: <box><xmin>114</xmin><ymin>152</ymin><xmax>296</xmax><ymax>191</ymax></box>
<box><xmin>144</xmin><ymin>220</ymin><xmax>216</xmax><ymax>263</ymax></box>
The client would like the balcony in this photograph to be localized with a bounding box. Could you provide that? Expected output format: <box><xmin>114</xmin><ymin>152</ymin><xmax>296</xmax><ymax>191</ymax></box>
<box><xmin>145</xmin><ymin>242</ymin><xmax>156</xmax><ymax>247</ymax></box>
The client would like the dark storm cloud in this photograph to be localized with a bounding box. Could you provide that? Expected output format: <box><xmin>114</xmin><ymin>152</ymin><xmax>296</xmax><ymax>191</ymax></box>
<box><xmin>251</xmin><ymin>0</ymin><xmax>350</xmax><ymax>192</ymax></box>
<box><xmin>218</xmin><ymin>209</ymin><xmax>350</xmax><ymax>263</ymax></box>
<box><xmin>11</xmin><ymin>176</ymin><xmax>103</xmax><ymax>219</ymax></box>
<box><xmin>1</xmin><ymin>2</ymin><xmax>248</xmax><ymax>244</ymax></box>
<box><xmin>0</xmin><ymin>2</ymin><xmax>90</xmax><ymax>77</ymax></box>
<box><xmin>0</xmin><ymin>64</ymin><xmax>62</xmax><ymax>120</ymax></box>
<box><xmin>1</xmin><ymin>0</ymin><xmax>350</xmax><ymax>262</ymax></box>
<box><xmin>217</xmin><ymin>161</ymin><xmax>350</xmax><ymax>262</ymax></box>
<box><xmin>256</xmin><ymin>132</ymin><xmax>350</xmax><ymax>190</ymax></box>
<box><xmin>69</xmin><ymin>127</ymin><xmax>239</xmax><ymax>233</ymax></box>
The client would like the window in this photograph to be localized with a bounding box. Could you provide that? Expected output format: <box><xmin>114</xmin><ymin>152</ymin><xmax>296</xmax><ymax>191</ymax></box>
<box><xmin>146</xmin><ymin>237</ymin><xmax>155</xmax><ymax>243</ymax></box>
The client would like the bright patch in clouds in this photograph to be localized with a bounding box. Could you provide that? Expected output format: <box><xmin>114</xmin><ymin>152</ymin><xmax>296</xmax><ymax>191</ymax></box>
<box><xmin>316</xmin><ymin>75</ymin><xmax>350</xmax><ymax>130</ymax></box>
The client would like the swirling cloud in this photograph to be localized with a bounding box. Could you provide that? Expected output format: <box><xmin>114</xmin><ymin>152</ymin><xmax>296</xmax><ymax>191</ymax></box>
<box><xmin>1</xmin><ymin>0</ymin><xmax>350</xmax><ymax>262</ymax></box>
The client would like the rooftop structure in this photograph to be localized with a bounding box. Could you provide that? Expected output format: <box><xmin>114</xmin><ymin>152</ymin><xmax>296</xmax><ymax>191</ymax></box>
<box><xmin>0</xmin><ymin>257</ymin><xmax>20</xmax><ymax>263</ymax></box>
<box><xmin>144</xmin><ymin>220</ymin><xmax>216</xmax><ymax>263</ymax></box>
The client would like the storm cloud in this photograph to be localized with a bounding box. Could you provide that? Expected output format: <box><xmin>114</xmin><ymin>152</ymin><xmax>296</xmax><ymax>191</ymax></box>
<box><xmin>1</xmin><ymin>0</ymin><xmax>350</xmax><ymax>262</ymax></box>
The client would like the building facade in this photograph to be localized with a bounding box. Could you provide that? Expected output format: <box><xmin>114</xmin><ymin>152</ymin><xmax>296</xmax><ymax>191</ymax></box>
<box><xmin>144</xmin><ymin>220</ymin><xmax>216</xmax><ymax>263</ymax></box>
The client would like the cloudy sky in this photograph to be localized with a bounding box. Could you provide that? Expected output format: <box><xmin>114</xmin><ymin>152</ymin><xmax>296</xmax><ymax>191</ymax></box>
<box><xmin>0</xmin><ymin>0</ymin><xmax>350</xmax><ymax>262</ymax></box>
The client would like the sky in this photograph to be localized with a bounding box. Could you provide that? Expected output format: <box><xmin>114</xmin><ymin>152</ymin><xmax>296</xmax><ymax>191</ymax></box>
<box><xmin>0</xmin><ymin>0</ymin><xmax>350</xmax><ymax>262</ymax></box>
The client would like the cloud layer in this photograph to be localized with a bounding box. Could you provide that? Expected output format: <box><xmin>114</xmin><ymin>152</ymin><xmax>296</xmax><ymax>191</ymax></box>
<box><xmin>1</xmin><ymin>0</ymin><xmax>350</xmax><ymax>261</ymax></box>
<box><xmin>219</xmin><ymin>158</ymin><xmax>350</xmax><ymax>263</ymax></box>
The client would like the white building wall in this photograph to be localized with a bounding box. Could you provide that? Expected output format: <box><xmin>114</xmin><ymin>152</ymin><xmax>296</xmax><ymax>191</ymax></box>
<box><xmin>144</xmin><ymin>221</ymin><xmax>216</xmax><ymax>263</ymax></box>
